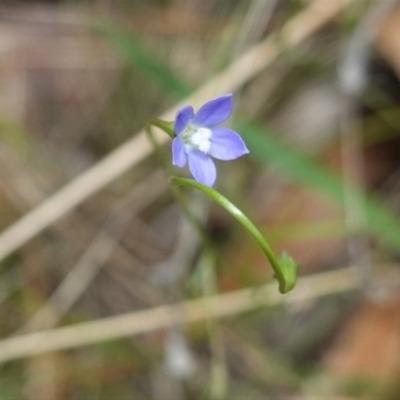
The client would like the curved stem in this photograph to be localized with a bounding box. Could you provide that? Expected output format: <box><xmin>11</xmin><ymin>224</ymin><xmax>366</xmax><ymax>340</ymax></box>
<box><xmin>145</xmin><ymin>118</ymin><xmax>298</xmax><ymax>293</ymax></box>
<box><xmin>169</xmin><ymin>177</ymin><xmax>298</xmax><ymax>294</ymax></box>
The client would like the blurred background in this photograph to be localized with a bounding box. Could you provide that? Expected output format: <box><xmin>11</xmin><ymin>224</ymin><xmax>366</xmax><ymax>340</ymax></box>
<box><xmin>0</xmin><ymin>0</ymin><xmax>400</xmax><ymax>399</ymax></box>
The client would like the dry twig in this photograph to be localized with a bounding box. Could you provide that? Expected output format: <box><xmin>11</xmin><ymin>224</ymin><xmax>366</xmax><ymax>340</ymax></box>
<box><xmin>18</xmin><ymin>171</ymin><xmax>167</xmax><ymax>334</ymax></box>
<box><xmin>0</xmin><ymin>268</ymin><xmax>363</xmax><ymax>364</ymax></box>
<box><xmin>0</xmin><ymin>0</ymin><xmax>354</xmax><ymax>262</ymax></box>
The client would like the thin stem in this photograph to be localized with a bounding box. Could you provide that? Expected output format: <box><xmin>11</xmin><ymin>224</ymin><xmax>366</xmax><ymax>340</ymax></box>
<box><xmin>147</xmin><ymin>120</ymin><xmax>298</xmax><ymax>293</ymax></box>
<box><xmin>148</xmin><ymin>119</ymin><xmax>175</xmax><ymax>138</ymax></box>
<box><xmin>169</xmin><ymin>177</ymin><xmax>298</xmax><ymax>294</ymax></box>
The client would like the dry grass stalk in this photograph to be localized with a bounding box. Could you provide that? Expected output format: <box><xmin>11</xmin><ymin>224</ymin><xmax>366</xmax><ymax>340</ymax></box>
<box><xmin>0</xmin><ymin>0</ymin><xmax>354</xmax><ymax>262</ymax></box>
<box><xmin>0</xmin><ymin>268</ymin><xmax>360</xmax><ymax>364</ymax></box>
<box><xmin>18</xmin><ymin>170</ymin><xmax>167</xmax><ymax>334</ymax></box>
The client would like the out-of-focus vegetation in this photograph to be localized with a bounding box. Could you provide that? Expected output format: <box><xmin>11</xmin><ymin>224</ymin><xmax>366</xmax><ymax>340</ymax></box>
<box><xmin>0</xmin><ymin>0</ymin><xmax>400</xmax><ymax>399</ymax></box>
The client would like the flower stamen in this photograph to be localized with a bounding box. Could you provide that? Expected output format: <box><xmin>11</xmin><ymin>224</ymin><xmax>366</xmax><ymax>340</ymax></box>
<box><xmin>182</xmin><ymin>125</ymin><xmax>212</xmax><ymax>153</ymax></box>
<box><xmin>191</xmin><ymin>128</ymin><xmax>211</xmax><ymax>153</ymax></box>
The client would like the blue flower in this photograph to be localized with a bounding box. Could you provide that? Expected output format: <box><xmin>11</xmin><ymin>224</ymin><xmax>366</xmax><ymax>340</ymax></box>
<box><xmin>172</xmin><ymin>94</ymin><xmax>249</xmax><ymax>187</ymax></box>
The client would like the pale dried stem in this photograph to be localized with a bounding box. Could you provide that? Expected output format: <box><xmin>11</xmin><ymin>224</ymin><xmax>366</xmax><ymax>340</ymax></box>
<box><xmin>0</xmin><ymin>267</ymin><xmax>372</xmax><ymax>364</ymax></box>
<box><xmin>18</xmin><ymin>170</ymin><xmax>167</xmax><ymax>334</ymax></box>
<box><xmin>0</xmin><ymin>0</ymin><xmax>354</xmax><ymax>262</ymax></box>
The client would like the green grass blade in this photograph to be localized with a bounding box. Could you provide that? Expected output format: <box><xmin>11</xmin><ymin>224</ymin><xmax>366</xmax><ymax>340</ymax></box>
<box><xmin>94</xmin><ymin>20</ymin><xmax>192</xmax><ymax>99</ymax></box>
<box><xmin>93</xmin><ymin>19</ymin><xmax>400</xmax><ymax>254</ymax></box>
<box><xmin>238</xmin><ymin>121</ymin><xmax>400</xmax><ymax>252</ymax></box>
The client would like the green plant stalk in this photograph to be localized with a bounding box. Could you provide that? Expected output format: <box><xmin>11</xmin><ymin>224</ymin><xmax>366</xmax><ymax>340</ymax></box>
<box><xmin>197</xmin><ymin>249</ymin><xmax>229</xmax><ymax>400</ymax></box>
<box><xmin>148</xmin><ymin>119</ymin><xmax>175</xmax><ymax>138</ymax></box>
<box><xmin>169</xmin><ymin>177</ymin><xmax>298</xmax><ymax>294</ymax></box>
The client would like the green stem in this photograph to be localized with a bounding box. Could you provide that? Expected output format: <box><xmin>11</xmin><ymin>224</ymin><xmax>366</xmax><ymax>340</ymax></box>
<box><xmin>148</xmin><ymin>119</ymin><xmax>174</xmax><ymax>138</ymax></box>
<box><xmin>169</xmin><ymin>177</ymin><xmax>298</xmax><ymax>294</ymax></box>
<box><xmin>145</xmin><ymin>118</ymin><xmax>298</xmax><ymax>293</ymax></box>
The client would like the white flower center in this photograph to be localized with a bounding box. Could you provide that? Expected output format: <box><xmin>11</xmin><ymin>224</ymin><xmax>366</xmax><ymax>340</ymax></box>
<box><xmin>182</xmin><ymin>125</ymin><xmax>212</xmax><ymax>153</ymax></box>
<box><xmin>191</xmin><ymin>128</ymin><xmax>212</xmax><ymax>152</ymax></box>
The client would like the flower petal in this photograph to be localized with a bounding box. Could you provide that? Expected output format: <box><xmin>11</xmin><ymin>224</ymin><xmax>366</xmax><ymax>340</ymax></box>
<box><xmin>192</xmin><ymin>94</ymin><xmax>233</xmax><ymax>127</ymax></box>
<box><xmin>172</xmin><ymin>136</ymin><xmax>187</xmax><ymax>167</ymax></box>
<box><xmin>209</xmin><ymin>127</ymin><xmax>249</xmax><ymax>160</ymax></box>
<box><xmin>187</xmin><ymin>150</ymin><xmax>216</xmax><ymax>187</ymax></box>
<box><xmin>174</xmin><ymin>105</ymin><xmax>194</xmax><ymax>135</ymax></box>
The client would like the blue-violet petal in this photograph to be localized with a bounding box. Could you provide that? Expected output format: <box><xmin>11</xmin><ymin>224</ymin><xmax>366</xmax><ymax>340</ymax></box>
<box><xmin>172</xmin><ymin>136</ymin><xmax>187</xmax><ymax>167</ymax></box>
<box><xmin>209</xmin><ymin>127</ymin><xmax>249</xmax><ymax>160</ymax></box>
<box><xmin>192</xmin><ymin>94</ymin><xmax>233</xmax><ymax>127</ymax></box>
<box><xmin>187</xmin><ymin>150</ymin><xmax>216</xmax><ymax>187</ymax></box>
<box><xmin>174</xmin><ymin>105</ymin><xmax>194</xmax><ymax>135</ymax></box>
